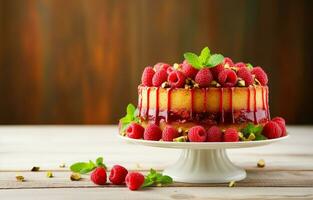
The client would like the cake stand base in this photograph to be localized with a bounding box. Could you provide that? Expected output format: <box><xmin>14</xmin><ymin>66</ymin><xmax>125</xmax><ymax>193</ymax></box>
<box><xmin>163</xmin><ymin>149</ymin><xmax>246</xmax><ymax>183</ymax></box>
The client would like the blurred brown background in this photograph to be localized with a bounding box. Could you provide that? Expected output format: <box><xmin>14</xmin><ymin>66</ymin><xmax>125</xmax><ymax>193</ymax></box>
<box><xmin>0</xmin><ymin>0</ymin><xmax>312</xmax><ymax>124</ymax></box>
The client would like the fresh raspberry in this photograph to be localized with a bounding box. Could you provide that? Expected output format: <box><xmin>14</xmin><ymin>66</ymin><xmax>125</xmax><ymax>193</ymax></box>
<box><xmin>126</xmin><ymin>123</ymin><xmax>144</xmax><ymax>139</ymax></box>
<box><xmin>234</xmin><ymin>62</ymin><xmax>246</xmax><ymax>68</ymax></box>
<box><xmin>207</xmin><ymin>126</ymin><xmax>223</xmax><ymax>142</ymax></box>
<box><xmin>166</xmin><ymin>66</ymin><xmax>174</xmax><ymax>74</ymax></box>
<box><xmin>218</xmin><ymin>69</ymin><xmax>238</xmax><ymax>87</ymax></box>
<box><xmin>162</xmin><ymin>126</ymin><xmax>180</xmax><ymax>142</ymax></box>
<box><xmin>272</xmin><ymin>117</ymin><xmax>287</xmax><ymax>137</ymax></box>
<box><xmin>168</xmin><ymin>70</ymin><xmax>186</xmax><ymax>88</ymax></box>
<box><xmin>141</xmin><ymin>66</ymin><xmax>155</xmax><ymax>86</ymax></box>
<box><xmin>143</xmin><ymin>124</ymin><xmax>162</xmax><ymax>141</ymax></box>
<box><xmin>262</xmin><ymin>121</ymin><xmax>282</xmax><ymax>139</ymax></box>
<box><xmin>223</xmin><ymin>128</ymin><xmax>239</xmax><ymax>142</ymax></box>
<box><xmin>109</xmin><ymin>165</ymin><xmax>128</xmax><ymax>185</ymax></box>
<box><xmin>154</xmin><ymin>62</ymin><xmax>171</xmax><ymax>72</ymax></box>
<box><xmin>91</xmin><ymin>167</ymin><xmax>107</xmax><ymax>185</ymax></box>
<box><xmin>223</xmin><ymin>57</ymin><xmax>234</xmax><ymax>68</ymax></box>
<box><xmin>195</xmin><ymin>68</ymin><xmax>213</xmax><ymax>87</ymax></box>
<box><xmin>210</xmin><ymin>64</ymin><xmax>224</xmax><ymax>79</ymax></box>
<box><xmin>181</xmin><ymin>60</ymin><xmax>198</xmax><ymax>79</ymax></box>
<box><xmin>251</xmin><ymin>67</ymin><xmax>268</xmax><ymax>86</ymax></box>
<box><xmin>237</xmin><ymin>67</ymin><xmax>254</xmax><ymax>86</ymax></box>
<box><xmin>188</xmin><ymin>126</ymin><xmax>207</xmax><ymax>142</ymax></box>
<box><xmin>152</xmin><ymin>69</ymin><xmax>168</xmax><ymax>87</ymax></box>
<box><xmin>125</xmin><ymin>172</ymin><xmax>145</xmax><ymax>191</ymax></box>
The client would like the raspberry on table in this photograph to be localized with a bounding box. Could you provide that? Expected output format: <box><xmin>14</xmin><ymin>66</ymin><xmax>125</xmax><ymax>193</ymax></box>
<box><xmin>188</xmin><ymin>126</ymin><xmax>207</xmax><ymax>142</ymax></box>
<box><xmin>162</xmin><ymin>126</ymin><xmax>180</xmax><ymax>142</ymax></box>
<box><xmin>223</xmin><ymin>128</ymin><xmax>239</xmax><ymax>142</ymax></box>
<box><xmin>262</xmin><ymin>121</ymin><xmax>282</xmax><ymax>139</ymax></box>
<box><xmin>125</xmin><ymin>172</ymin><xmax>145</xmax><ymax>191</ymax></box>
<box><xmin>126</xmin><ymin>123</ymin><xmax>144</xmax><ymax>139</ymax></box>
<box><xmin>237</xmin><ymin>67</ymin><xmax>254</xmax><ymax>86</ymax></box>
<box><xmin>168</xmin><ymin>70</ymin><xmax>186</xmax><ymax>88</ymax></box>
<box><xmin>195</xmin><ymin>68</ymin><xmax>213</xmax><ymax>87</ymax></box>
<box><xmin>109</xmin><ymin>165</ymin><xmax>128</xmax><ymax>185</ymax></box>
<box><xmin>90</xmin><ymin>167</ymin><xmax>107</xmax><ymax>185</ymax></box>
<box><xmin>207</xmin><ymin>126</ymin><xmax>223</xmax><ymax>142</ymax></box>
<box><xmin>218</xmin><ymin>69</ymin><xmax>238</xmax><ymax>87</ymax></box>
<box><xmin>141</xmin><ymin>66</ymin><xmax>155</xmax><ymax>86</ymax></box>
<box><xmin>181</xmin><ymin>60</ymin><xmax>198</xmax><ymax>79</ymax></box>
<box><xmin>152</xmin><ymin>69</ymin><xmax>168</xmax><ymax>87</ymax></box>
<box><xmin>144</xmin><ymin>124</ymin><xmax>162</xmax><ymax>141</ymax></box>
<box><xmin>251</xmin><ymin>67</ymin><xmax>268</xmax><ymax>86</ymax></box>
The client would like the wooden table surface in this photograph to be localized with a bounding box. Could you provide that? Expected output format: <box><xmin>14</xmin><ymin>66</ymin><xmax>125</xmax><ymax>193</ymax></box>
<box><xmin>0</xmin><ymin>126</ymin><xmax>312</xmax><ymax>199</ymax></box>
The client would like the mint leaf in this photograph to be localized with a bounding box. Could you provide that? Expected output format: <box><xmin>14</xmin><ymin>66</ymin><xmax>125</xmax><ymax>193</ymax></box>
<box><xmin>199</xmin><ymin>47</ymin><xmax>210</xmax><ymax>64</ymax></box>
<box><xmin>142</xmin><ymin>168</ymin><xmax>173</xmax><ymax>187</ymax></box>
<box><xmin>255</xmin><ymin>133</ymin><xmax>267</xmax><ymax>141</ymax></box>
<box><xmin>142</xmin><ymin>179</ymin><xmax>154</xmax><ymax>187</ymax></box>
<box><xmin>246</xmin><ymin>63</ymin><xmax>253</xmax><ymax>70</ymax></box>
<box><xmin>70</xmin><ymin>162</ymin><xmax>90</xmax><ymax>173</ymax></box>
<box><xmin>183</xmin><ymin>52</ymin><xmax>202</xmax><ymax>69</ymax></box>
<box><xmin>79</xmin><ymin>166</ymin><xmax>96</xmax><ymax>174</ymax></box>
<box><xmin>127</xmin><ymin>104</ymin><xmax>136</xmax><ymax>116</ymax></box>
<box><xmin>241</xmin><ymin>123</ymin><xmax>264</xmax><ymax>140</ymax></box>
<box><xmin>119</xmin><ymin>103</ymin><xmax>140</xmax><ymax>133</ymax></box>
<box><xmin>159</xmin><ymin>175</ymin><xmax>173</xmax><ymax>185</ymax></box>
<box><xmin>207</xmin><ymin>54</ymin><xmax>224</xmax><ymax>67</ymax></box>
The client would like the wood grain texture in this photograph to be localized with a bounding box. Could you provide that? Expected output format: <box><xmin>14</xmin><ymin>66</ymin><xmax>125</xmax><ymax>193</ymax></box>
<box><xmin>0</xmin><ymin>0</ymin><xmax>312</xmax><ymax>124</ymax></box>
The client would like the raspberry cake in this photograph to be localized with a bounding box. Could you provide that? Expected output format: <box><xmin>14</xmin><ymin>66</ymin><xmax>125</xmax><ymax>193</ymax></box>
<box><xmin>119</xmin><ymin>47</ymin><xmax>287</xmax><ymax>142</ymax></box>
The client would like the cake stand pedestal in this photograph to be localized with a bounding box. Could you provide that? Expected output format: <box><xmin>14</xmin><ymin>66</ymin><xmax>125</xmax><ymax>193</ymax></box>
<box><xmin>119</xmin><ymin>135</ymin><xmax>288</xmax><ymax>183</ymax></box>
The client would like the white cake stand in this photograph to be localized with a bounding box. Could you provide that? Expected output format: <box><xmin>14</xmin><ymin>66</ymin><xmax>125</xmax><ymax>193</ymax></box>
<box><xmin>119</xmin><ymin>135</ymin><xmax>288</xmax><ymax>183</ymax></box>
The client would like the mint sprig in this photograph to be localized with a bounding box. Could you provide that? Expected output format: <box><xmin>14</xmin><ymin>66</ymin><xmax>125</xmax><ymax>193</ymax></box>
<box><xmin>70</xmin><ymin>157</ymin><xmax>107</xmax><ymax>174</ymax></box>
<box><xmin>142</xmin><ymin>169</ymin><xmax>173</xmax><ymax>188</ymax></box>
<box><xmin>119</xmin><ymin>103</ymin><xmax>140</xmax><ymax>132</ymax></box>
<box><xmin>183</xmin><ymin>47</ymin><xmax>224</xmax><ymax>69</ymax></box>
<box><xmin>241</xmin><ymin>123</ymin><xmax>267</xmax><ymax>141</ymax></box>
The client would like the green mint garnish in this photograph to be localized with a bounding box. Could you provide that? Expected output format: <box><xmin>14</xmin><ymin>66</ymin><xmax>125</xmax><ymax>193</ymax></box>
<box><xmin>241</xmin><ymin>123</ymin><xmax>267</xmax><ymax>141</ymax></box>
<box><xmin>119</xmin><ymin>103</ymin><xmax>140</xmax><ymax>132</ymax></box>
<box><xmin>142</xmin><ymin>168</ymin><xmax>173</xmax><ymax>188</ymax></box>
<box><xmin>246</xmin><ymin>63</ymin><xmax>253</xmax><ymax>70</ymax></box>
<box><xmin>70</xmin><ymin>157</ymin><xmax>107</xmax><ymax>174</ymax></box>
<box><xmin>183</xmin><ymin>46</ymin><xmax>224</xmax><ymax>69</ymax></box>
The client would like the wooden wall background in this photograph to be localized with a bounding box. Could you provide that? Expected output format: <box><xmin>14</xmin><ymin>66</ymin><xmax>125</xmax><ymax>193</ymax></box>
<box><xmin>0</xmin><ymin>0</ymin><xmax>312</xmax><ymax>124</ymax></box>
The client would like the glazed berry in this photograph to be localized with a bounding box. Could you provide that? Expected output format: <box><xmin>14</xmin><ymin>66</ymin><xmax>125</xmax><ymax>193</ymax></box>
<box><xmin>181</xmin><ymin>60</ymin><xmax>198</xmax><ymax>79</ymax></box>
<box><xmin>223</xmin><ymin>57</ymin><xmax>234</xmax><ymax>68</ymax></box>
<box><xmin>152</xmin><ymin>69</ymin><xmax>168</xmax><ymax>87</ymax></box>
<box><xmin>262</xmin><ymin>121</ymin><xmax>282</xmax><ymax>139</ymax></box>
<box><xmin>168</xmin><ymin>70</ymin><xmax>186</xmax><ymax>88</ymax></box>
<box><xmin>195</xmin><ymin>68</ymin><xmax>213</xmax><ymax>87</ymax></box>
<box><xmin>154</xmin><ymin>62</ymin><xmax>171</xmax><ymax>72</ymax></box>
<box><xmin>162</xmin><ymin>126</ymin><xmax>180</xmax><ymax>142</ymax></box>
<box><xmin>109</xmin><ymin>165</ymin><xmax>128</xmax><ymax>185</ymax></box>
<box><xmin>126</xmin><ymin>123</ymin><xmax>144</xmax><ymax>139</ymax></box>
<box><xmin>223</xmin><ymin>128</ymin><xmax>239</xmax><ymax>142</ymax></box>
<box><xmin>125</xmin><ymin>172</ymin><xmax>145</xmax><ymax>191</ymax></box>
<box><xmin>207</xmin><ymin>126</ymin><xmax>223</xmax><ymax>142</ymax></box>
<box><xmin>188</xmin><ymin>126</ymin><xmax>207</xmax><ymax>142</ymax></box>
<box><xmin>144</xmin><ymin>124</ymin><xmax>162</xmax><ymax>141</ymax></box>
<box><xmin>251</xmin><ymin>67</ymin><xmax>268</xmax><ymax>85</ymax></box>
<box><xmin>91</xmin><ymin>167</ymin><xmax>107</xmax><ymax>185</ymax></box>
<box><xmin>141</xmin><ymin>66</ymin><xmax>155</xmax><ymax>86</ymax></box>
<box><xmin>237</xmin><ymin>67</ymin><xmax>254</xmax><ymax>86</ymax></box>
<box><xmin>218</xmin><ymin>69</ymin><xmax>237</xmax><ymax>87</ymax></box>
<box><xmin>210</xmin><ymin>64</ymin><xmax>224</xmax><ymax>79</ymax></box>
<box><xmin>234</xmin><ymin>62</ymin><xmax>246</xmax><ymax>68</ymax></box>
<box><xmin>272</xmin><ymin>117</ymin><xmax>287</xmax><ymax>137</ymax></box>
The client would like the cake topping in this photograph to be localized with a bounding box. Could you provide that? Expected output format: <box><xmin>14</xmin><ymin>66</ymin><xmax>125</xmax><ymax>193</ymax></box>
<box><xmin>195</xmin><ymin>68</ymin><xmax>213</xmax><ymax>87</ymax></box>
<box><xmin>168</xmin><ymin>70</ymin><xmax>186</xmax><ymax>88</ymax></box>
<box><xmin>218</xmin><ymin>69</ymin><xmax>238</xmax><ymax>87</ymax></box>
<box><xmin>141</xmin><ymin>66</ymin><xmax>155</xmax><ymax>86</ymax></box>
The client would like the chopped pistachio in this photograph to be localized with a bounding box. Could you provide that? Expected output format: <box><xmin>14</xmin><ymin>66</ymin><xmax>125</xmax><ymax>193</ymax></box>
<box><xmin>161</xmin><ymin>82</ymin><xmax>169</xmax><ymax>88</ymax></box>
<box><xmin>193</xmin><ymin>83</ymin><xmax>200</xmax><ymax>88</ymax></box>
<box><xmin>70</xmin><ymin>173</ymin><xmax>81</xmax><ymax>181</ymax></box>
<box><xmin>216</xmin><ymin>83</ymin><xmax>221</xmax><ymax>87</ymax></box>
<box><xmin>173</xmin><ymin>63</ymin><xmax>181</xmax><ymax>70</ymax></box>
<box><xmin>184</xmin><ymin>85</ymin><xmax>191</xmax><ymax>89</ymax></box>
<box><xmin>254</xmin><ymin>78</ymin><xmax>261</xmax><ymax>85</ymax></box>
<box><xmin>237</xmin><ymin>79</ymin><xmax>246</xmax><ymax>87</ymax></box>
<box><xmin>31</xmin><ymin>166</ymin><xmax>40</xmax><ymax>172</ymax></box>
<box><xmin>210</xmin><ymin>80</ymin><xmax>218</xmax><ymax>86</ymax></box>
<box><xmin>257</xmin><ymin>159</ymin><xmax>265</xmax><ymax>168</ymax></box>
<box><xmin>182</xmin><ymin>129</ymin><xmax>189</xmax><ymax>136</ymax></box>
<box><xmin>59</xmin><ymin>163</ymin><xmax>66</xmax><ymax>168</ymax></box>
<box><xmin>228</xmin><ymin>180</ymin><xmax>236</xmax><ymax>187</ymax></box>
<box><xmin>231</xmin><ymin>67</ymin><xmax>238</xmax><ymax>72</ymax></box>
<box><xmin>46</xmin><ymin>171</ymin><xmax>53</xmax><ymax>178</ymax></box>
<box><xmin>248</xmin><ymin>133</ymin><xmax>256</xmax><ymax>141</ymax></box>
<box><xmin>173</xmin><ymin>136</ymin><xmax>188</xmax><ymax>142</ymax></box>
<box><xmin>16</xmin><ymin>175</ymin><xmax>25</xmax><ymax>182</ymax></box>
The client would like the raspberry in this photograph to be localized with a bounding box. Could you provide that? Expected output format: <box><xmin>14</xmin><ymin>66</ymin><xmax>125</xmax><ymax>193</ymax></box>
<box><xmin>168</xmin><ymin>70</ymin><xmax>186</xmax><ymax>88</ymax></box>
<box><xmin>251</xmin><ymin>67</ymin><xmax>268</xmax><ymax>86</ymax></box>
<box><xmin>218</xmin><ymin>69</ymin><xmax>238</xmax><ymax>87</ymax></box>
<box><xmin>154</xmin><ymin>62</ymin><xmax>171</xmax><ymax>72</ymax></box>
<box><xmin>181</xmin><ymin>60</ymin><xmax>198</xmax><ymax>79</ymax></box>
<box><xmin>109</xmin><ymin>165</ymin><xmax>128</xmax><ymax>185</ymax></box>
<box><xmin>90</xmin><ymin>167</ymin><xmax>107</xmax><ymax>185</ymax></box>
<box><xmin>126</xmin><ymin>123</ymin><xmax>144</xmax><ymax>139</ymax></box>
<box><xmin>234</xmin><ymin>62</ymin><xmax>246</xmax><ymax>68</ymax></box>
<box><xmin>125</xmin><ymin>172</ymin><xmax>145</xmax><ymax>191</ymax></box>
<box><xmin>195</xmin><ymin>68</ymin><xmax>213</xmax><ymax>87</ymax></box>
<box><xmin>152</xmin><ymin>69</ymin><xmax>168</xmax><ymax>87</ymax></box>
<box><xmin>272</xmin><ymin>117</ymin><xmax>287</xmax><ymax>136</ymax></box>
<box><xmin>141</xmin><ymin>66</ymin><xmax>155</xmax><ymax>86</ymax></box>
<box><xmin>237</xmin><ymin>67</ymin><xmax>254</xmax><ymax>86</ymax></box>
<box><xmin>223</xmin><ymin>128</ymin><xmax>239</xmax><ymax>142</ymax></box>
<box><xmin>210</xmin><ymin>64</ymin><xmax>224</xmax><ymax>79</ymax></box>
<box><xmin>262</xmin><ymin>121</ymin><xmax>282</xmax><ymax>139</ymax></box>
<box><xmin>162</xmin><ymin>126</ymin><xmax>180</xmax><ymax>141</ymax></box>
<box><xmin>188</xmin><ymin>126</ymin><xmax>207</xmax><ymax>142</ymax></box>
<box><xmin>143</xmin><ymin>124</ymin><xmax>162</xmax><ymax>141</ymax></box>
<box><xmin>166</xmin><ymin>66</ymin><xmax>174</xmax><ymax>74</ymax></box>
<box><xmin>207</xmin><ymin>126</ymin><xmax>223</xmax><ymax>142</ymax></box>
<box><xmin>223</xmin><ymin>57</ymin><xmax>234</xmax><ymax>68</ymax></box>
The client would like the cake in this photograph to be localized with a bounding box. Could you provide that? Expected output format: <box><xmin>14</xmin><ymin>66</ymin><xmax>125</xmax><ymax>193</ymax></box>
<box><xmin>119</xmin><ymin>47</ymin><xmax>287</xmax><ymax>142</ymax></box>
